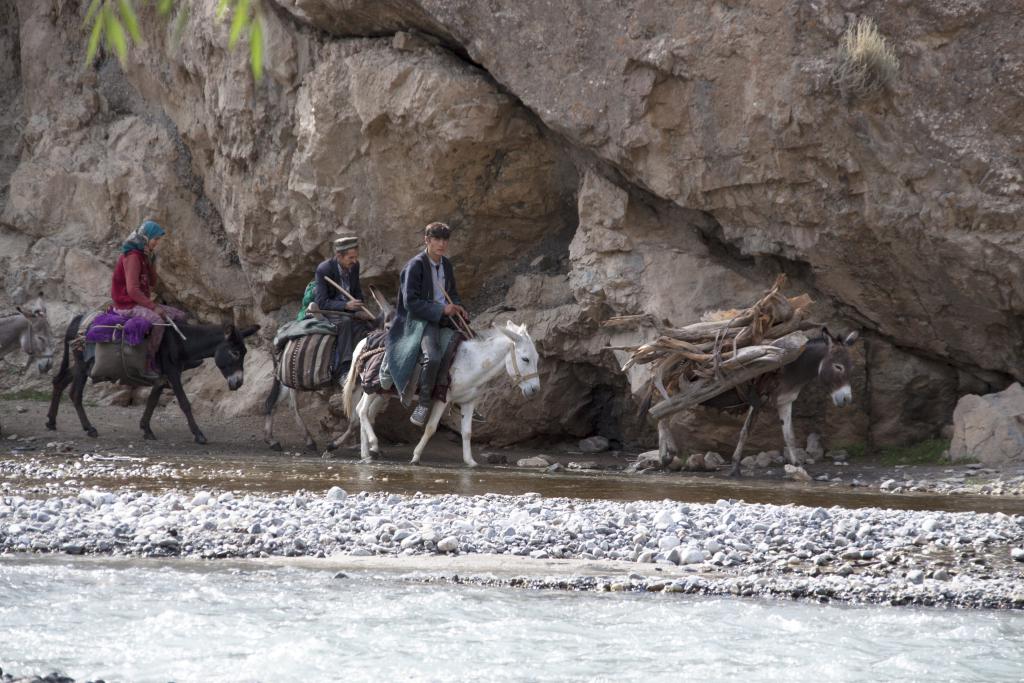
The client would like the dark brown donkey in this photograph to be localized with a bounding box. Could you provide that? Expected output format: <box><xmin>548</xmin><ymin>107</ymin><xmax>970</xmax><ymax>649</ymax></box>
<box><xmin>46</xmin><ymin>314</ymin><xmax>259</xmax><ymax>444</ymax></box>
<box><xmin>660</xmin><ymin>327</ymin><xmax>859</xmax><ymax>476</ymax></box>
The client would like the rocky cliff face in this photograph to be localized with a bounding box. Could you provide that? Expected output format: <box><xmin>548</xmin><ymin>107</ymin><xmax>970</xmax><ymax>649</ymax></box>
<box><xmin>2</xmin><ymin>0</ymin><xmax>1021</xmax><ymax>454</ymax></box>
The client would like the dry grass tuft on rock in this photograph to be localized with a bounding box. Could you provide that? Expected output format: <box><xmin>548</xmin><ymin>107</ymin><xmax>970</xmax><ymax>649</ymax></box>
<box><xmin>832</xmin><ymin>17</ymin><xmax>899</xmax><ymax>100</ymax></box>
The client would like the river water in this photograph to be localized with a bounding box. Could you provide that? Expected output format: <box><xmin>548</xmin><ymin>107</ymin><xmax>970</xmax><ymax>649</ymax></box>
<box><xmin>2</xmin><ymin>555</ymin><xmax>1023</xmax><ymax>683</ymax></box>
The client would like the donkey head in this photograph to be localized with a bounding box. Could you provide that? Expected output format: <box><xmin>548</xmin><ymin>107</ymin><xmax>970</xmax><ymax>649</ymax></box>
<box><xmin>818</xmin><ymin>327</ymin><xmax>859</xmax><ymax>406</ymax></box>
<box><xmin>215</xmin><ymin>324</ymin><xmax>261</xmax><ymax>391</ymax></box>
<box><xmin>496</xmin><ymin>320</ymin><xmax>541</xmax><ymax>398</ymax></box>
<box><xmin>15</xmin><ymin>293</ymin><xmax>54</xmax><ymax>374</ymax></box>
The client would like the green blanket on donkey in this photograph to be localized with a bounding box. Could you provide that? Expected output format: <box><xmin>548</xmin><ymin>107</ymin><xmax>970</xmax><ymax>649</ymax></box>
<box><xmin>385</xmin><ymin>317</ymin><xmax>457</xmax><ymax>399</ymax></box>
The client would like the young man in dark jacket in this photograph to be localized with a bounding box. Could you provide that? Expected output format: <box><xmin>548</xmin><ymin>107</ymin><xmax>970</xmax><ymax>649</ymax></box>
<box><xmin>392</xmin><ymin>222</ymin><xmax>469</xmax><ymax>426</ymax></box>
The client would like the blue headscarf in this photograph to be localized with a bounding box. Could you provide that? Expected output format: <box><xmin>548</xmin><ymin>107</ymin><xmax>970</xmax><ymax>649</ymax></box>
<box><xmin>120</xmin><ymin>220</ymin><xmax>166</xmax><ymax>255</ymax></box>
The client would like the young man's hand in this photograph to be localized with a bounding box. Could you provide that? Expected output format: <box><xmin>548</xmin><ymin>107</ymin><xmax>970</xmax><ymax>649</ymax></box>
<box><xmin>443</xmin><ymin>303</ymin><xmax>468</xmax><ymax>320</ymax></box>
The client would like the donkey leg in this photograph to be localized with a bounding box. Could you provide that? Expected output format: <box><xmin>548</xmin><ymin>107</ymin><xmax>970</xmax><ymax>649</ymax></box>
<box><xmin>46</xmin><ymin>371</ymin><xmax>73</xmax><ymax>431</ymax></box>
<box><xmin>263</xmin><ymin>379</ymin><xmax>284</xmax><ymax>451</ymax></box>
<box><xmin>366</xmin><ymin>395</ymin><xmax>388</xmax><ymax>459</ymax></box>
<box><xmin>411</xmin><ymin>401</ymin><xmax>447</xmax><ymax>465</ymax></box>
<box><xmin>458</xmin><ymin>402</ymin><xmax>478</xmax><ymax>468</ymax></box>
<box><xmin>729</xmin><ymin>404</ymin><xmax>760</xmax><ymax>477</ymax></box>
<box><xmin>325</xmin><ymin>387</ymin><xmax>362</xmax><ymax>455</ymax></box>
<box><xmin>324</xmin><ymin>415</ymin><xmax>359</xmax><ymax>458</ymax></box>
<box><xmin>778</xmin><ymin>397</ymin><xmax>802</xmax><ymax>466</ymax></box>
<box><xmin>357</xmin><ymin>394</ymin><xmax>382</xmax><ymax>462</ymax></box>
<box><xmin>139</xmin><ymin>382</ymin><xmax>166</xmax><ymax>440</ymax></box>
<box><xmin>45</xmin><ymin>360</ymin><xmax>74</xmax><ymax>431</ymax></box>
<box><xmin>778</xmin><ymin>400</ymin><xmax>799</xmax><ymax>465</ymax></box>
<box><xmin>289</xmin><ymin>389</ymin><xmax>318</xmax><ymax>453</ymax></box>
<box><xmin>166</xmin><ymin>371</ymin><xmax>207</xmax><ymax>444</ymax></box>
<box><xmin>657</xmin><ymin>418</ymin><xmax>678</xmax><ymax>466</ymax></box>
<box><xmin>69</xmin><ymin>359</ymin><xmax>98</xmax><ymax>438</ymax></box>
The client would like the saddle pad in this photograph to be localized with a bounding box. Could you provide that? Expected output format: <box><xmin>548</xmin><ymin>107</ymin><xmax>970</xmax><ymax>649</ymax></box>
<box><xmin>279</xmin><ymin>333</ymin><xmax>337</xmax><ymax>390</ymax></box>
<box><xmin>361</xmin><ymin>332</ymin><xmax>462</xmax><ymax>403</ymax></box>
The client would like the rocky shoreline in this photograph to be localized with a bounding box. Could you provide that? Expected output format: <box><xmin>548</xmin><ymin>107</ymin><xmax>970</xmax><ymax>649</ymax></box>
<box><xmin>3</xmin><ymin>482</ymin><xmax>1023</xmax><ymax>610</ymax></box>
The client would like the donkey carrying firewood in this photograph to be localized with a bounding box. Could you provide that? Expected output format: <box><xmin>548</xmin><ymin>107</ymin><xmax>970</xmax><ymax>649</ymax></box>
<box><xmin>652</xmin><ymin>327</ymin><xmax>859</xmax><ymax>476</ymax></box>
<box><xmin>614</xmin><ymin>276</ymin><xmax>861</xmax><ymax>477</ymax></box>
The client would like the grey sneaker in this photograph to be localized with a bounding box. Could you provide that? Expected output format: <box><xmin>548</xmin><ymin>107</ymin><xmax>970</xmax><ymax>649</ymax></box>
<box><xmin>410</xmin><ymin>404</ymin><xmax>430</xmax><ymax>427</ymax></box>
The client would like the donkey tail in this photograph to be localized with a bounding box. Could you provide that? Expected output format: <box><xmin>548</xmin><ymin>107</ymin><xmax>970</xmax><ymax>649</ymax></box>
<box><xmin>52</xmin><ymin>313</ymin><xmax>83</xmax><ymax>387</ymax></box>
<box><xmin>343</xmin><ymin>337</ymin><xmax>368</xmax><ymax>420</ymax></box>
<box><xmin>264</xmin><ymin>377</ymin><xmax>282</xmax><ymax>416</ymax></box>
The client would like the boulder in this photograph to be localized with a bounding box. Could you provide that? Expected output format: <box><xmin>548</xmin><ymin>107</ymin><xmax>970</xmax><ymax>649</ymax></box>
<box><xmin>949</xmin><ymin>383</ymin><xmax>1024</xmax><ymax>465</ymax></box>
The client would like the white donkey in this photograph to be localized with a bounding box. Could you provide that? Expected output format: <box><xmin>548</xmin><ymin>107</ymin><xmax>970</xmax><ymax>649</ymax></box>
<box><xmin>342</xmin><ymin>321</ymin><xmax>540</xmax><ymax>466</ymax></box>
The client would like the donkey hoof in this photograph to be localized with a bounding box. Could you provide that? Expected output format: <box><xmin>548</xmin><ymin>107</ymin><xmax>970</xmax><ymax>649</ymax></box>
<box><xmin>45</xmin><ymin>422</ymin><xmax>56</xmax><ymax>431</ymax></box>
<box><xmin>305</xmin><ymin>442</ymin><xmax>319</xmax><ymax>454</ymax></box>
<box><xmin>728</xmin><ymin>467</ymin><xmax>742</xmax><ymax>478</ymax></box>
<box><xmin>359</xmin><ymin>456</ymin><xmax>374</xmax><ymax>464</ymax></box>
<box><xmin>143</xmin><ymin>431</ymin><xmax>157</xmax><ymax>441</ymax></box>
<box><xmin>195</xmin><ymin>434</ymin><xmax>208</xmax><ymax>445</ymax></box>
<box><xmin>86</xmin><ymin>428</ymin><xmax>98</xmax><ymax>438</ymax></box>
<box><xmin>268</xmin><ymin>441</ymin><xmax>283</xmax><ymax>452</ymax></box>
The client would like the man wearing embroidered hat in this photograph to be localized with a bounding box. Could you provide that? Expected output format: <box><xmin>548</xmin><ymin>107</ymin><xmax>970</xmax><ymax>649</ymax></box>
<box><xmin>313</xmin><ymin>234</ymin><xmax>373</xmax><ymax>374</ymax></box>
<box><xmin>110</xmin><ymin>219</ymin><xmax>186</xmax><ymax>379</ymax></box>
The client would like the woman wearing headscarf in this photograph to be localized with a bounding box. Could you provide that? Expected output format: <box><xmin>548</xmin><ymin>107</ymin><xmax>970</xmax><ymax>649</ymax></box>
<box><xmin>110</xmin><ymin>219</ymin><xmax>186</xmax><ymax>377</ymax></box>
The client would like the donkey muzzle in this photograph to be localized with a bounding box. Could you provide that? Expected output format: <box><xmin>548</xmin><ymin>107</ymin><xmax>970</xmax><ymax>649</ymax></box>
<box><xmin>831</xmin><ymin>385</ymin><xmax>852</xmax><ymax>407</ymax></box>
<box><xmin>37</xmin><ymin>357</ymin><xmax>53</xmax><ymax>374</ymax></box>
<box><xmin>227</xmin><ymin>370</ymin><xmax>244</xmax><ymax>391</ymax></box>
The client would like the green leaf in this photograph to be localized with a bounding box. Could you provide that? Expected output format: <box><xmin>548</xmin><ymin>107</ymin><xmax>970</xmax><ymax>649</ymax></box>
<box><xmin>117</xmin><ymin>0</ymin><xmax>142</xmax><ymax>43</ymax></box>
<box><xmin>249</xmin><ymin>12</ymin><xmax>263</xmax><ymax>81</ymax></box>
<box><xmin>228</xmin><ymin>0</ymin><xmax>251</xmax><ymax>49</ymax></box>
<box><xmin>83</xmin><ymin>0</ymin><xmax>103</xmax><ymax>28</ymax></box>
<box><xmin>215</xmin><ymin>0</ymin><xmax>231</xmax><ymax>21</ymax></box>
<box><xmin>171</xmin><ymin>3</ymin><xmax>190</xmax><ymax>45</ymax></box>
<box><xmin>85</xmin><ymin>6</ymin><xmax>105</xmax><ymax>64</ymax></box>
<box><xmin>105</xmin><ymin>10</ymin><xmax>128</xmax><ymax>64</ymax></box>
<box><xmin>157</xmin><ymin>0</ymin><xmax>174</xmax><ymax>14</ymax></box>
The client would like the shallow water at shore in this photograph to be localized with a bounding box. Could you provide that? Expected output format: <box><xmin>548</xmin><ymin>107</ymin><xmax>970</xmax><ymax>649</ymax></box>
<box><xmin>7</xmin><ymin>449</ymin><xmax>1024</xmax><ymax>515</ymax></box>
<box><xmin>3</xmin><ymin>555</ymin><xmax>1024</xmax><ymax>683</ymax></box>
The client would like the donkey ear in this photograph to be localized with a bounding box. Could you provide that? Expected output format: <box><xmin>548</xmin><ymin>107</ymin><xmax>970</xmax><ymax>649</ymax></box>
<box><xmin>15</xmin><ymin>305</ymin><xmax>28</xmax><ymax>319</ymax></box>
<box><xmin>820</xmin><ymin>326</ymin><xmax>832</xmax><ymax>344</ymax></box>
<box><xmin>843</xmin><ymin>330</ymin><xmax>860</xmax><ymax>346</ymax></box>
<box><xmin>223</xmin><ymin>323</ymin><xmax>237</xmax><ymax>339</ymax></box>
<box><xmin>239</xmin><ymin>325</ymin><xmax>261</xmax><ymax>339</ymax></box>
<box><xmin>496</xmin><ymin>323</ymin><xmax>523</xmax><ymax>344</ymax></box>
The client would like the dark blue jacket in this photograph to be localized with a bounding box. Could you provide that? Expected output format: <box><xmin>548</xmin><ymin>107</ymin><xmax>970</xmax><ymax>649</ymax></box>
<box><xmin>395</xmin><ymin>250</ymin><xmax>460</xmax><ymax>325</ymax></box>
<box><xmin>314</xmin><ymin>258</ymin><xmax>363</xmax><ymax>312</ymax></box>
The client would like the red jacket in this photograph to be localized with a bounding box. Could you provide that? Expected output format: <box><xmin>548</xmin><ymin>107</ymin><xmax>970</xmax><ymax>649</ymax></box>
<box><xmin>111</xmin><ymin>250</ymin><xmax>158</xmax><ymax>310</ymax></box>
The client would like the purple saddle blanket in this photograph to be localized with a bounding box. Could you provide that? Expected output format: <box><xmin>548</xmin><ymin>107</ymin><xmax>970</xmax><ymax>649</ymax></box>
<box><xmin>84</xmin><ymin>312</ymin><xmax>153</xmax><ymax>346</ymax></box>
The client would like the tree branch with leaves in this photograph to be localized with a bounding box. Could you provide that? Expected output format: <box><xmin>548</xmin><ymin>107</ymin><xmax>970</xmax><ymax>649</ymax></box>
<box><xmin>84</xmin><ymin>0</ymin><xmax>266</xmax><ymax>80</ymax></box>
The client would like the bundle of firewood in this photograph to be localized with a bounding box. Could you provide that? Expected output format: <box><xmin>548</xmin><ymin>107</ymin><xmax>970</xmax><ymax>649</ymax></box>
<box><xmin>606</xmin><ymin>275</ymin><xmax>820</xmax><ymax>419</ymax></box>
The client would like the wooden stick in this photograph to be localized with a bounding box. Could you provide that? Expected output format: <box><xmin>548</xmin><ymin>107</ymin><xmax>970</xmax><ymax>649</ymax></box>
<box><xmin>323</xmin><ymin>275</ymin><xmax>374</xmax><ymax>318</ymax></box>
<box><xmin>442</xmin><ymin>287</ymin><xmax>474</xmax><ymax>339</ymax></box>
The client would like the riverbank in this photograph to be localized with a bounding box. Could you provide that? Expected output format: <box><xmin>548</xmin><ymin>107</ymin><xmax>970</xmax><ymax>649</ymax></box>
<box><xmin>3</xmin><ymin>483</ymin><xmax>1023</xmax><ymax>609</ymax></box>
<box><xmin>4</xmin><ymin>399</ymin><xmax>1024</xmax><ymax>610</ymax></box>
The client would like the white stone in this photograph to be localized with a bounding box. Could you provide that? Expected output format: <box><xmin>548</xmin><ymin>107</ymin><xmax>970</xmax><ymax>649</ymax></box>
<box><xmin>437</xmin><ymin>536</ymin><xmax>459</xmax><ymax>553</ymax></box>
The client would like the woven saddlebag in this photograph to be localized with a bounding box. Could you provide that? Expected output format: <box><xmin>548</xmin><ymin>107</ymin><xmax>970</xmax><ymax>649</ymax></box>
<box><xmin>278</xmin><ymin>333</ymin><xmax>337</xmax><ymax>390</ymax></box>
